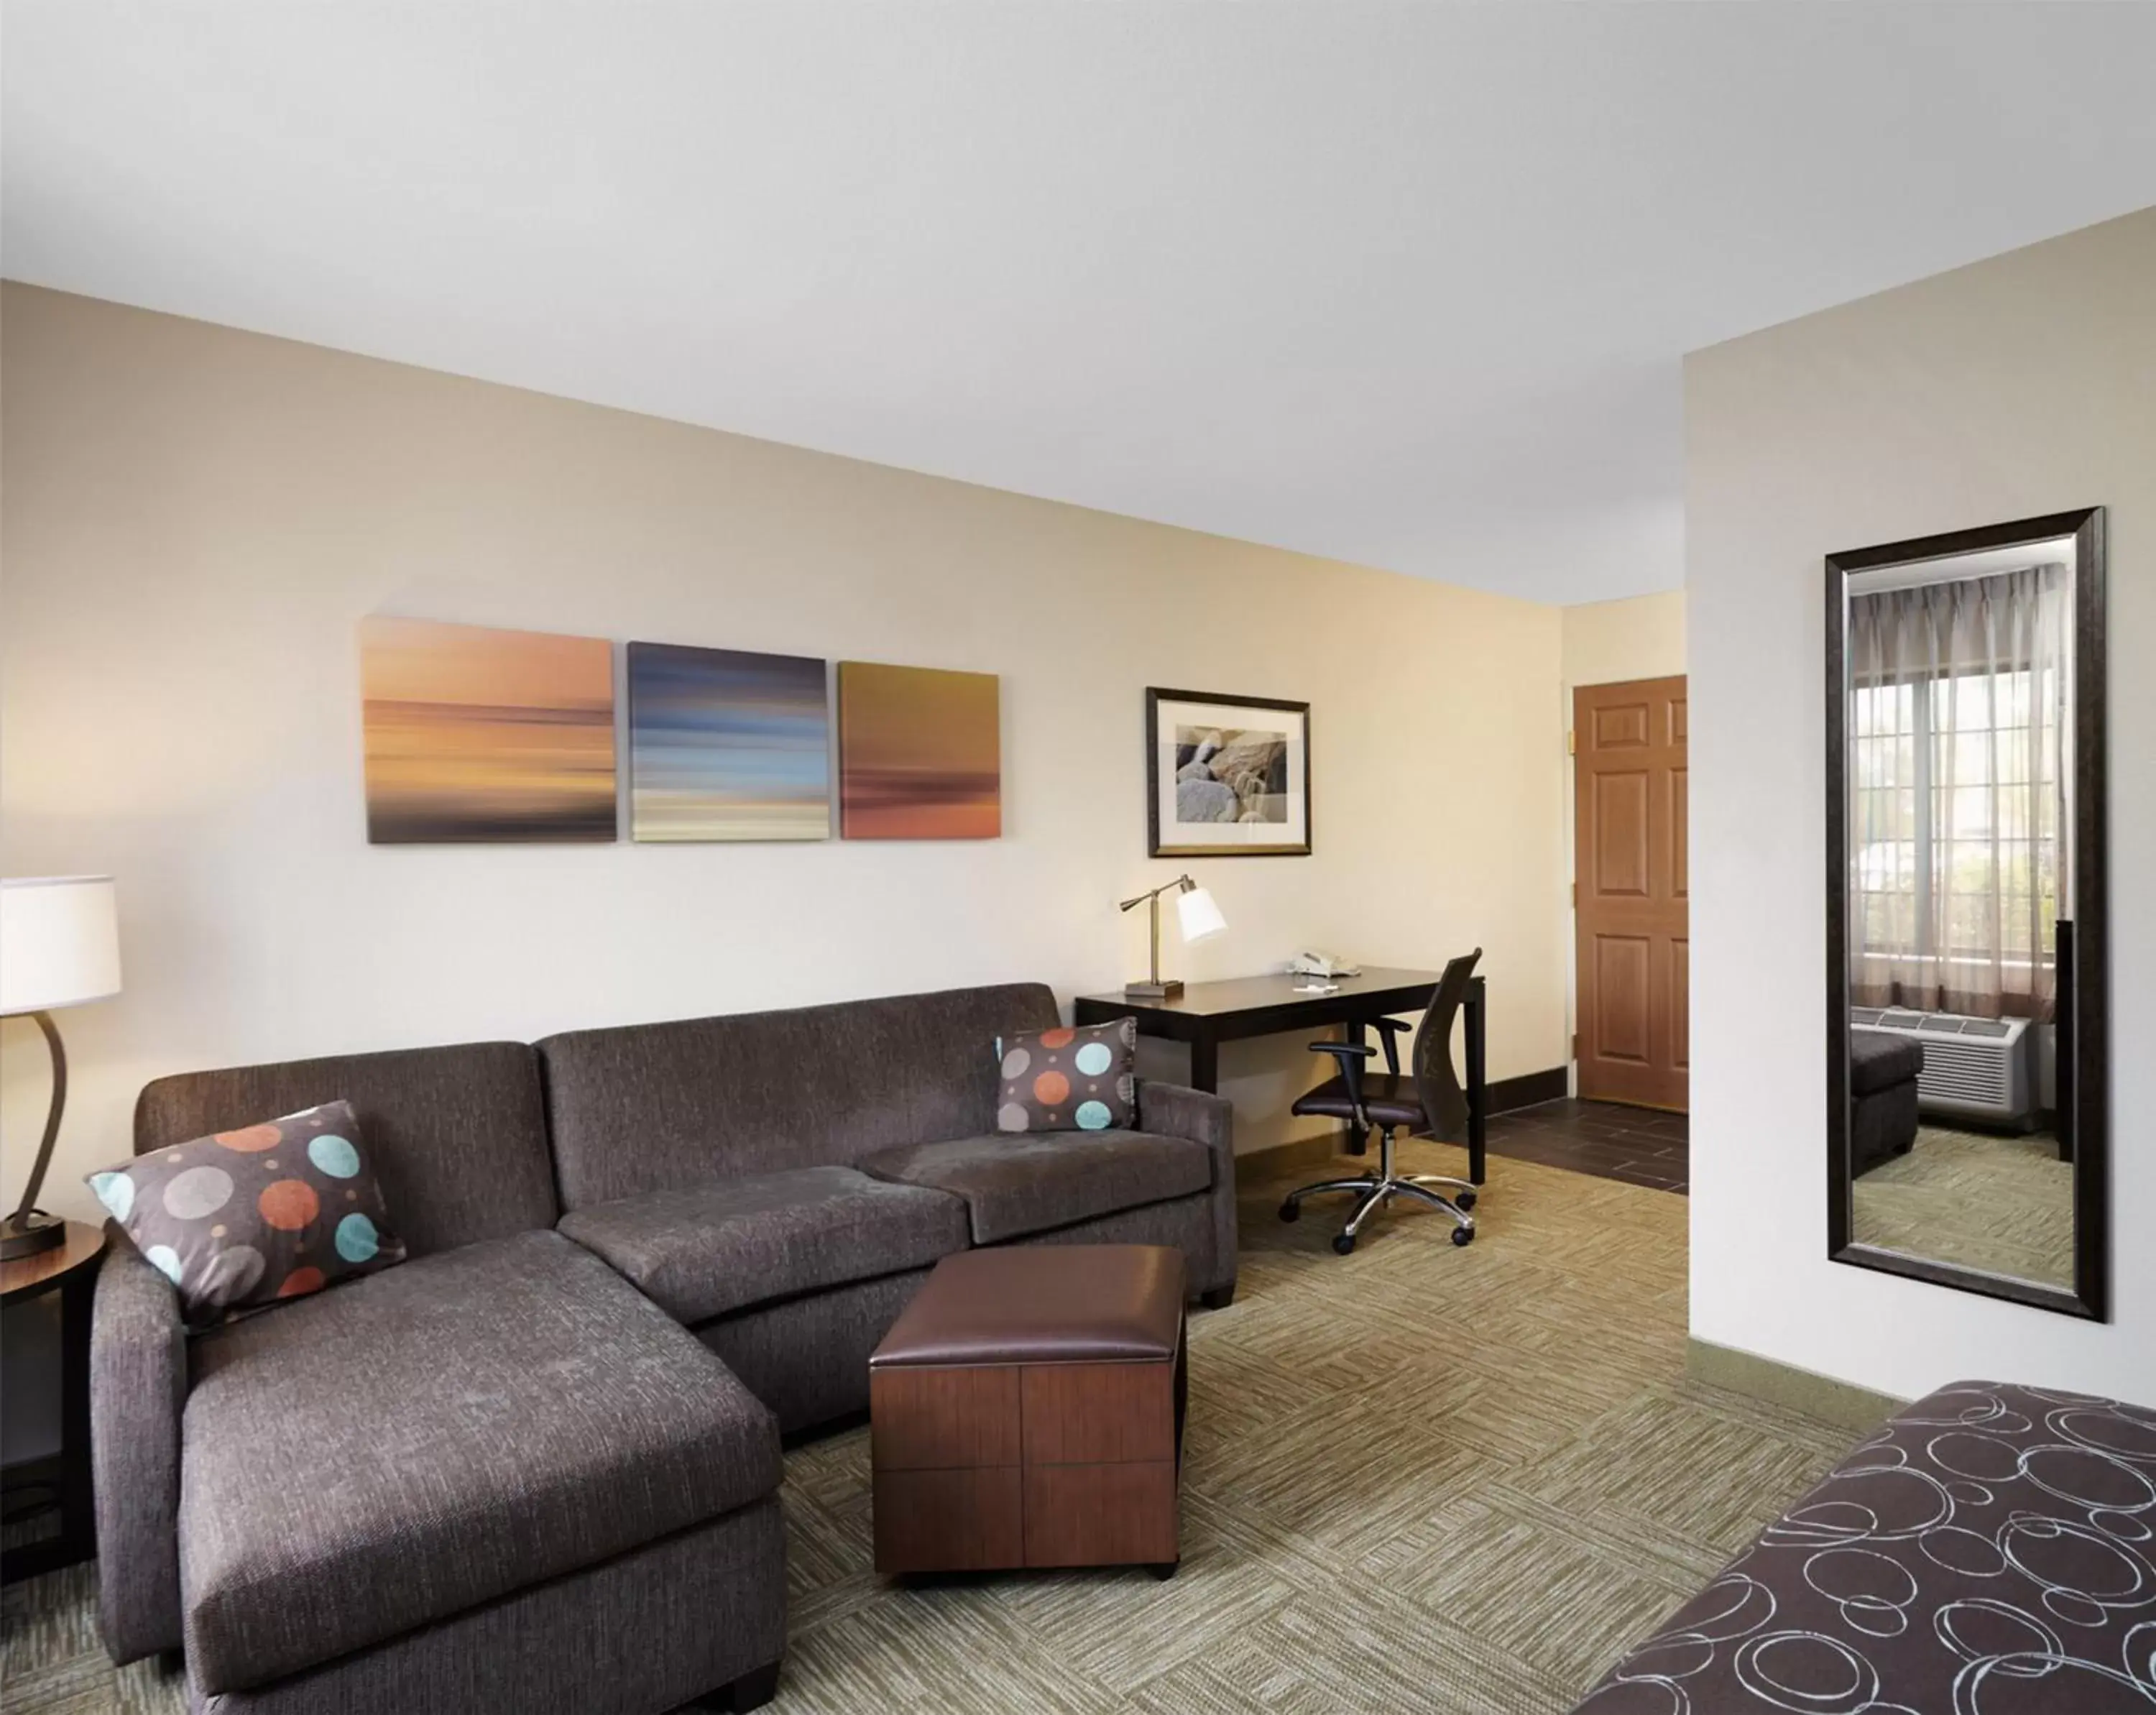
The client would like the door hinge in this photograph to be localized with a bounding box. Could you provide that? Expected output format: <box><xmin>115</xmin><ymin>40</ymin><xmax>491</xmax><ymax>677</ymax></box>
<box><xmin>1570</xmin><ymin>881</ymin><xmax>1577</xmax><ymax>907</ymax></box>
<box><xmin>1572</xmin><ymin>1032</ymin><xmax>1581</xmax><ymax>1060</ymax></box>
<box><xmin>1567</xmin><ymin>728</ymin><xmax>1575</xmax><ymax>755</ymax></box>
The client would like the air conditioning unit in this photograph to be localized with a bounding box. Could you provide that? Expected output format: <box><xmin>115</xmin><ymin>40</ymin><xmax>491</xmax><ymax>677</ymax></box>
<box><xmin>1851</xmin><ymin>1008</ymin><xmax>2036</xmax><ymax>1128</ymax></box>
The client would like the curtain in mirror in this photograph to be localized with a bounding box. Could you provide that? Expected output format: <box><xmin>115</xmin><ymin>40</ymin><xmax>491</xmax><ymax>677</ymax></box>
<box><xmin>1847</xmin><ymin>564</ymin><xmax>2070</xmax><ymax>1022</ymax></box>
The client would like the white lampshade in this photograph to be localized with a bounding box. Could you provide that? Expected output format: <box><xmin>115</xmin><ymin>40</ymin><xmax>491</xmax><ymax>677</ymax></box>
<box><xmin>1176</xmin><ymin>885</ymin><xmax>1227</xmax><ymax>944</ymax></box>
<box><xmin>0</xmin><ymin>876</ymin><xmax>123</xmax><ymax>1016</ymax></box>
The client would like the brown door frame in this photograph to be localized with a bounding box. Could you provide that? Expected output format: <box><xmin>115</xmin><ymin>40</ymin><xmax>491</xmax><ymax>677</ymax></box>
<box><xmin>1572</xmin><ymin>675</ymin><xmax>1688</xmax><ymax>1111</ymax></box>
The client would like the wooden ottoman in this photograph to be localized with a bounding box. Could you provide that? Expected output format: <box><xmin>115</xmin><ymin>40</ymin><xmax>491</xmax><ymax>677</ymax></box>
<box><xmin>870</xmin><ymin>1243</ymin><xmax>1187</xmax><ymax>1578</ymax></box>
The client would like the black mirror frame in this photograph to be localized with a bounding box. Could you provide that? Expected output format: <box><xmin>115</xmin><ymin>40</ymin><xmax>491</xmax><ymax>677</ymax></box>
<box><xmin>1824</xmin><ymin>506</ymin><xmax>2107</xmax><ymax>1320</ymax></box>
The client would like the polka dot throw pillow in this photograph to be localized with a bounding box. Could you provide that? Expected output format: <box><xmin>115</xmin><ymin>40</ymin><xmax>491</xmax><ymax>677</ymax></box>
<box><xmin>85</xmin><ymin>1099</ymin><xmax>406</xmax><ymax>1326</ymax></box>
<box><xmin>995</xmin><ymin>1018</ymin><xmax>1138</xmax><ymax>1134</ymax></box>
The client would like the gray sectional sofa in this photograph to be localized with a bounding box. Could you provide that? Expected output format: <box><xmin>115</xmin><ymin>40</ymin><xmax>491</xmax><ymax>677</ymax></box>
<box><xmin>91</xmin><ymin>983</ymin><xmax>1236</xmax><ymax>1714</ymax></box>
<box><xmin>541</xmin><ymin>983</ymin><xmax>1237</xmax><ymax>1434</ymax></box>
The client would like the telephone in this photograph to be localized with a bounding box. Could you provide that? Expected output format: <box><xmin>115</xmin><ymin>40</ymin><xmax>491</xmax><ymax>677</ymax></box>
<box><xmin>1287</xmin><ymin>950</ymin><xmax>1360</xmax><ymax>980</ymax></box>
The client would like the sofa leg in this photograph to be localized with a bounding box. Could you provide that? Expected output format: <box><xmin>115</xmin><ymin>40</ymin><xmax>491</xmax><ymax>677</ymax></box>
<box><xmin>1198</xmin><ymin>1285</ymin><xmax>1235</xmax><ymax>1310</ymax></box>
<box><xmin>690</xmin><ymin>1660</ymin><xmax>781</xmax><ymax>1712</ymax></box>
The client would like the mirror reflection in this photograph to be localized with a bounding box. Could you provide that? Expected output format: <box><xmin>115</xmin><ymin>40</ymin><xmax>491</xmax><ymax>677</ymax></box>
<box><xmin>1841</xmin><ymin>534</ymin><xmax>2076</xmax><ymax>1289</ymax></box>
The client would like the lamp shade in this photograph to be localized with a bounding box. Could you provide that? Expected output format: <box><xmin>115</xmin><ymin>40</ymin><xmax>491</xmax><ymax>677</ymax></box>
<box><xmin>1176</xmin><ymin>885</ymin><xmax>1227</xmax><ymax>944</ymax></box>
<box><xmin>0</xmin><ymin>876</ymin><xmax>122</xmax><ymax>1016</ymax></box>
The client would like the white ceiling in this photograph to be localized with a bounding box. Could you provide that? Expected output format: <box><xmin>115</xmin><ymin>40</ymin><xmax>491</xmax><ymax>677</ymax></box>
<box><xmin>5</xmin><ymin>5</ymin><xmax>2154</xmax><ymax>604</ymax></box>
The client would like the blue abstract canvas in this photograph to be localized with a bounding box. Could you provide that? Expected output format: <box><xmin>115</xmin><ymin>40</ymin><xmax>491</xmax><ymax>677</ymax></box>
<box><xmin>627</xmin><ymin>642</ymin><xmax>831</xmax><ymax>841</ymax></box>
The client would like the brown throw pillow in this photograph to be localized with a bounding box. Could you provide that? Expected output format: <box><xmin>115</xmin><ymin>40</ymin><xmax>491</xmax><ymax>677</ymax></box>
<box><xmin>86</xmin><ymin>1099</ymin><xmax>405</xmax><ymax>1325</ymax></box>
<box><xmin>996</xmin><ymin>1018</ymin><xmax>1138</xmax><ymax>1133</ymax></box>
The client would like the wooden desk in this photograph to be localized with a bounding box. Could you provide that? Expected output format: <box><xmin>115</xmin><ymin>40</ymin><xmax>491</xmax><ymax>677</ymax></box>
<box><xmin>1074</xmin><ymin>967</ymin><xmax>1486</xmax><ymax>1185</ymax></box>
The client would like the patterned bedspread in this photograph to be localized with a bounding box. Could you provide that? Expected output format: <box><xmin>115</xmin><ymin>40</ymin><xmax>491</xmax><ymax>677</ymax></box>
<box><xmin>1572</xmin><ymin>1379</ymin><xmax>2156</xmax><ymax>1713</ymax></box>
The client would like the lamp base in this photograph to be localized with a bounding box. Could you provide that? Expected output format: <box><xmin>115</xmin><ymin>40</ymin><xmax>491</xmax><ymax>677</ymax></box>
<box><xmin>1123</xmin><ymin>979</ymin><xmax>1184</xmax><ymax>1000</ymax></box>
<box><xmin>0</xmin><ymin>1209</ymin><xmax>67</xmax><ymax>1262</ymax></box>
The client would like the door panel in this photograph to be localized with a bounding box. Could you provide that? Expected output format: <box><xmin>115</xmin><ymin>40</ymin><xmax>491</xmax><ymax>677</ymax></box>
<box><xmin>1593</xmin><ymin>701</ymin><xmax>1650</xmax><ymax>749</ymax></box>
<box><xmin>1672</xmin><ymin>937</ymin><xmax>1690</xmax><ymax>1071</ymax></box>
<box><xmin>1575</xmin><ymin>675</ymin><xmax>1689</xmax><ymax>1110</ymax></box>
<box><xmin>1591</xmin><ymin>771</ymin><xmax>1651</xmax><ymax>896</ymax></box>
<box><xmin>1593</xmin><ymin>935</ymin><xmax>1651</xmax><ymax>1062</ymax></box>
<box><xmin>1671</xmin><ymin>768</ymin><xmax>1689</xmax><ymax>899</ymax></box>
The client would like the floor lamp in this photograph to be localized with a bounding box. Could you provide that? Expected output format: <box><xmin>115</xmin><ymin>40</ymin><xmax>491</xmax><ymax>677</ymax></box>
<box><xmin>1</xmin><ymin>876</ymin><xmax>123</xmax><ymax>1261</ymax></box>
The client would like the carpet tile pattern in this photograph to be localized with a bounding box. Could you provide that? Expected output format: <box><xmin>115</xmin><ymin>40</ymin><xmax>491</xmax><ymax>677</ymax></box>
<box><xmin>1850</xmin><ymin>1120</ymin><xmax>2073</xmax><ymax>1288</ymax></box>
<box><xmin>1</xmin><ymin>1139</ymin><xmax>1856</xmax><ymax>1713</ymax></box>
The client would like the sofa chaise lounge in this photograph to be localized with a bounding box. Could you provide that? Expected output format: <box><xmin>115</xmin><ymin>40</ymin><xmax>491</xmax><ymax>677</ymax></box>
<box><xmin>91</xmin><ymin>983</ymin><xmax>1236</xmax><ymax>1713</ymax></box>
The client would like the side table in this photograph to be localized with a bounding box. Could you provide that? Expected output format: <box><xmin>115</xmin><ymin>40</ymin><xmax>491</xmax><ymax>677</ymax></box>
<box><xmin>1</xmin><ymin>1219</ymin><xmax>106</xmax><ymax>1583</ymax></box>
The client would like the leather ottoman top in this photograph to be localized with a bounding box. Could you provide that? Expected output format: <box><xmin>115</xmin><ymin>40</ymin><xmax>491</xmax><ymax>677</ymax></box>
<box><xmin>1851</xmin><ymin>1030</ymin><xmax>1925</xmax><ymax>1094</ymax></box>
<box><xmin>871</xmin><ymin>1244</ymin><xmax>1184</xmax><ymax>1368</ymax></box>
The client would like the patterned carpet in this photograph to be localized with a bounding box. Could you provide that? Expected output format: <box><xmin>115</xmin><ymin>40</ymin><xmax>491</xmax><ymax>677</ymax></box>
<box><xmin>1</xmin><ymin>1140</ymin><xmax>1861</xmax><ymax>1714</ymax></box>
<box><xmin>1850</xmin><ymin>1121</ymin><xmax>2074</xmax><ymax>1288</ymax></box>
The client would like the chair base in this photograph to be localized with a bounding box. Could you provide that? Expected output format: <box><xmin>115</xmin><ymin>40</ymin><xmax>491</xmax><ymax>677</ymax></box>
<box><xmin>1278</xmin><ymin>1128</ymin><xmax>1476</xmax><ymax>1253</ymax></box>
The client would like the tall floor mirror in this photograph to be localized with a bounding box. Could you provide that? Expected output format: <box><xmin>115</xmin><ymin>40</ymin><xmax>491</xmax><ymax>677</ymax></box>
<box><xmin>1826</xmin><ymin>507</ymin><xmax>2106</xmax><ymax>1318</ymax></box>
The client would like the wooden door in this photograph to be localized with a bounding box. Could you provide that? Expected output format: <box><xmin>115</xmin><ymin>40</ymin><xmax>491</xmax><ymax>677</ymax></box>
<box><xmin>1573</xmin><ymin>676</ymin><xmax>1688</xmax><ymax>1110</ymax></box>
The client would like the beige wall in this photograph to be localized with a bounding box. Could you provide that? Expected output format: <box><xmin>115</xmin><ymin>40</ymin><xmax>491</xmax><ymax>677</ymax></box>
<box><xmin>0</xmin><ymin>285</ymin><xmax>1570</xmax><ymax>1214</ymax></box>
<box><xmin>1562</xmin><ymin>590</ymin><xmax>1685</xmax><ymax>694</ymax></box>
<box><xmin>1686</xmin><ymin>208</ymin><xmax>2155</xmax><ymax>1403</ymax></box>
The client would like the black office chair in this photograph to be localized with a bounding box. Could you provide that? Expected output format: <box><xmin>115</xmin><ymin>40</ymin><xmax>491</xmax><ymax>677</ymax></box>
<box><xmin>1280</xmin><ymin>948</ymin><xmax>1482</xmax><ymax>1254</ymax></box>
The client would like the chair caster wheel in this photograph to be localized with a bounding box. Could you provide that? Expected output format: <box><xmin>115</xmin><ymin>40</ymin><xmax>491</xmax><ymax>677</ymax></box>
<box><xmin>1456</xmin><ymin>1192</ymin><xmax>1477</xmax><ymax>1211</ymax></box>
<box><xmin>1451</xmin><ymin>1226</ymin><xmax>1475</xmax><ymax>1247</ymax></box>
<box><xmin>1332</xmin><ymin>1233</ymin><xmax>1356</xmax><ymax>1256</ymax></box>
<box><xmin>1279</xmin><ymin>1200</ymin><xmax>1300</xmax><ymax>1223</ymax></box>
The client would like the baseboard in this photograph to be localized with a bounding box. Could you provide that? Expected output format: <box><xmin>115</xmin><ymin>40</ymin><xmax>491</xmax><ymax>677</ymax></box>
<box><xmin>1685</xmin><ymin>1338</ymin><xmax>1907</xmax><ymax>1432</ymax></box>
<box><xmin>1234</xmin><ymin>1134</ymin><xmax>1337</xmax><ymax>1186</ymax></box>
<box><xmin>1488</xmin><ymin>1066</ymin><xmax>1569</xmax><ymax>1115</ymax></box>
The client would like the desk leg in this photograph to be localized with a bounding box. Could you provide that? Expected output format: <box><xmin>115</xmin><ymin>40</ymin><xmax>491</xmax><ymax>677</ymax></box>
<box><xmin>1465</xmin><ymin>987</ymin><xmax>1487</xmax><ymax>1186</ymax></box>
<box><xmin>1188</xmin><ymin>1036</ymin><xmax>1219</xmax><ymax>1095</ymax></box>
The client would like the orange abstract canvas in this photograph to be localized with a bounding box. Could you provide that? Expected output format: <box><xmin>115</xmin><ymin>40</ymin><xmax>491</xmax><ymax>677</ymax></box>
<box><xmin>360</xmin><ymin>616</ymin><xmax>616</xmax><ymax>842</ymax></box>
<box><xmin>837</xmin><ymin>662</ymin><xmax>1000</xmax><ymax>840</ymax></box>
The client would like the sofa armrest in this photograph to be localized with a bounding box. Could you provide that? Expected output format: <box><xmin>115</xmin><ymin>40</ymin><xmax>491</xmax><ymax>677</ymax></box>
<box><xmin>1136</xmin><ymin>1081</ymin><xmax>1238</xmax><ymax>1300</ymax></box>
<box><xmin>91</xmin><ymin>1238</ymin><xmax>187</xmax><ymax>1662</ymax></box>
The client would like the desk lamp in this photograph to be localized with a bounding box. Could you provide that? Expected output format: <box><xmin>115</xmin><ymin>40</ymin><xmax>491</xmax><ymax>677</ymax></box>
<box><xmin>1120</xmin><ymin>875</ymin><xmax>1225</xmax><ymax>999</ymax></box>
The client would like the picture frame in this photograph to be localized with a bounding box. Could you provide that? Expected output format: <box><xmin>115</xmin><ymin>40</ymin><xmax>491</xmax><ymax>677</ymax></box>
<box><xmin>1146</xmin><ymin>687</ymin><xmax>1310</xmax><ymax>858</ymax></box>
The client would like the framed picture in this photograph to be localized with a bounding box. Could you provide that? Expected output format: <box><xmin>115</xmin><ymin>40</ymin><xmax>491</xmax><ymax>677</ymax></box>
<box><xmin>1146</xmin><ymin>687</ymin><xmax>1310</xmax><ymax>858</ymax></box>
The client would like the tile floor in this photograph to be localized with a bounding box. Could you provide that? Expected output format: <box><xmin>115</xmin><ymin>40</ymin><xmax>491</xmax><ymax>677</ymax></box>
<box><xmin>1482</xmin><ymin>1098</ymin><xmax>1689</xmax><ymax>1194</ymax></box>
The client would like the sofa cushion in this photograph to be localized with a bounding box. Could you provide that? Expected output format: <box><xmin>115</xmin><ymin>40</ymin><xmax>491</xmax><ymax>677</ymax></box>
<box><xmin>538</xmin><ymin>982</ymin><xmax>1061</xmax><ymax>1209</ymax></box>
<box><xmin>135</xmin><ymin>1042</ymin><xmax>556</xmax><ymax>1260</ymax></box>
<box><xmin>176</xmin><ymin>1229</ymin><xmax>778</xmax><ymax>1696</ymax></box>
<box><xmin>860</xmin><ymin>1129</ymin><xmax>1214</xmax><ymax>1245</ymax></box>
<box><xmin>1851</xmin><ymin>1031</ymin><xmax>1925</xmax><ymax>1095</ymax></box>
<box><xmin>88</xmin><ymin>1100</ymin><xmax>407</xmax><ymax>1327</ymax></box>
<box><xmin>559</xmin><ymin>1165</ymin><xmax>969</xmax><ymax>1325</ymax></box>
<box><xmin>995</xmin><ymin>1018</ymin><xmax>1138</xmax><ymax>1134</ymax></box>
